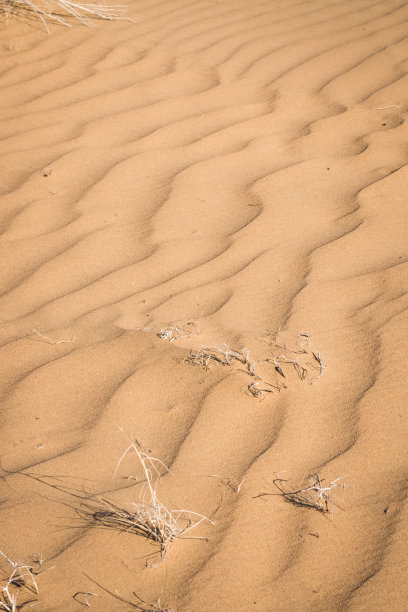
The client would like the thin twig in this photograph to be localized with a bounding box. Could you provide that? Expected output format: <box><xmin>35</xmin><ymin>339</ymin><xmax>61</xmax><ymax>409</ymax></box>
<box><xmin>73</xmin><ymin>591</ymin><xmax>97</xmax><ymax>607</ymax></box>
<box><xmin>31</xmin><ymin>329</ymin><xmax>75</xmax><ymax>345</ymax></box>
<box><xmin>375</xmin><ymin>104</ymin><xmax>400</xmax><ymax>109</ymax></box>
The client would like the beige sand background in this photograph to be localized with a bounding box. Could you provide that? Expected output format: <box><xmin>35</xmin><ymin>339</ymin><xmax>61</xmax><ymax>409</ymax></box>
<box><xmin>1</xmin><ymin>0</ymin><xmax>408</xmax><ymax>609</ymax></box>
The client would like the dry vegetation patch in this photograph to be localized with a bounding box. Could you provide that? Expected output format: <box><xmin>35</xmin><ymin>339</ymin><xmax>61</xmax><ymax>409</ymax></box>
<box><xmin>185</xmin><ymin>330</ymin><xmax>325</xmax><ymax>396</ymax></box>
<box><xmin>78</xmin><ymin>432</ymin><xmax>213</xmax><ymax>567</ymax></box>
<box><xmin>255</xmin><ymin>474</ymin><xmax>346</xmax><ymax>514</ymax></box>
<box><xmin>0</xmin><ymin>551</ymin><xmax>52</xmax><ymax>611</ymax></box>
<box><xmin>1</xmin><ymin>0</ymin><xmax>127</xmax><ymax>32</ymax></box>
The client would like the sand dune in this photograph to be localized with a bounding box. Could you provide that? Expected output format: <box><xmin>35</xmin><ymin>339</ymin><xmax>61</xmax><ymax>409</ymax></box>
<box><xmin>0</xmin><ymin>0</ymin><xmax>407</xmax><ymax>609</ymax></box>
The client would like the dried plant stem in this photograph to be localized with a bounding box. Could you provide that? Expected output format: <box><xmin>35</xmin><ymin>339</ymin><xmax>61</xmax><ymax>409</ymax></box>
<box><xmin>31</xmin><ymin>329</ymin><xmax>75</xmax><ymax>345</ymax></box>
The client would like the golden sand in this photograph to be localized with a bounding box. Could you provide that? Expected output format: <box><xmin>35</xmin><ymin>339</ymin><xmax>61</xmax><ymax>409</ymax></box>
<box><xmin>0</xmin><ymin>0</ymin><xmax>407</xmax><ymax>609</ymax></box>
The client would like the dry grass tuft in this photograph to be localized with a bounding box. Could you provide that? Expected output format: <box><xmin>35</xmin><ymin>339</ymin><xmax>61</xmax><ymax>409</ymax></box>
<box><xmin>79</xmin><ymin>432</ymin><xmax>213</xmax><ymax>567</ymax></box>
<box><xmin>1</xmin><ymin>0</ymin><xmax>128</xmax><ymax>32</ymax></box>
<box><xmin>255</xmin><ymin>474</ymin><xmax>346</xmax><ymax>514</ymax></box>
<box><xmin>0</xmin><ymin>550</ymin><xmax>52</xmax><ymax>611</ymax></box>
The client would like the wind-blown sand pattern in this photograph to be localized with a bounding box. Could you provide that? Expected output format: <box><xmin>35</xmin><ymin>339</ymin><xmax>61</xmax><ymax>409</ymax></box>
<box><xmin>1</xmin><ymin>0</ymin><xmax>408</xmax><ymax>609</ymax></box>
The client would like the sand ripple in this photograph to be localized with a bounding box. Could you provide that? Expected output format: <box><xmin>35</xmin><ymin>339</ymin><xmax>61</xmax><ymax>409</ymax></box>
<box><xmin>0</xmin><ymin>0</ymin><xmax>407</xmax><ymax>609</ymax></box>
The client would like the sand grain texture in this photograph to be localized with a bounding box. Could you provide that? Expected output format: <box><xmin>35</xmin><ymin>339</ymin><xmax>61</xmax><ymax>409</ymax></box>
<box><xmin>0</xmin><ymin>0</ymin><xmax>408</xmax><ymax>610</ymax></box>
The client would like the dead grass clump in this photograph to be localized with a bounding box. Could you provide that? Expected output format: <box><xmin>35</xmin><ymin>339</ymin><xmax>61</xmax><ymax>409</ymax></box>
<box><xmin>255</xmin><ymin>474</ymin><xmax>346</xmax><ymax>514</ymax></box>
<box><xmin>79</xmin><ymin>433</ymin><xmax>213</xmax><ymax>567</ymax></box>
<box><xmin>185</xmin><ymin>343</ymin><xmax>287</xmax><ymax>395</ymax></box>
<box><xmin>0</xmin><ymin>550</ymin><xmax>52</xmax><ymax>611</ymax></box>
<box><xmin>1</xmin><ymin>0</ymin><xmax>128</xmax><ymax>32</ymax></box>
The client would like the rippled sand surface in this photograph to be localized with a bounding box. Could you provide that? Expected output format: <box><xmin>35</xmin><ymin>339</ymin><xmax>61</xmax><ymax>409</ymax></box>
<box><xmin>1</xmin><ymin>0</ymin><xmax>407</xmax><ymax>610</ymax></box>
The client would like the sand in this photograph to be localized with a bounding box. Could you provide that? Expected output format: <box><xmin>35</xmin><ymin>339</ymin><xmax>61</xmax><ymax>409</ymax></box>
<box><xmin>0</xmin><ymin>0</ymin><xmax>407</xmax><ymax>610</ymax></box>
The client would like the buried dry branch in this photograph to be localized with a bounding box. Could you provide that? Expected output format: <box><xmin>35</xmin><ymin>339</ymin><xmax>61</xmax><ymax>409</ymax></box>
<box><xmin>1</xmin><ymin>0</ymin><xmax>128</xmax><ymax>32</ymax></box>
<box><xmin>78</xmin><ymin>434</ymin><xmax>213</xmax><ymax>567</ymax></box>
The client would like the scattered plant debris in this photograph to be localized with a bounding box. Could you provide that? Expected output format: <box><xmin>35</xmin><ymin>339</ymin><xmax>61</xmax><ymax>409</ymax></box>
<box><xmin>185</xmin><ymin>330</ymin><xmax>325</xmax><ymax>396</ymax></box>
